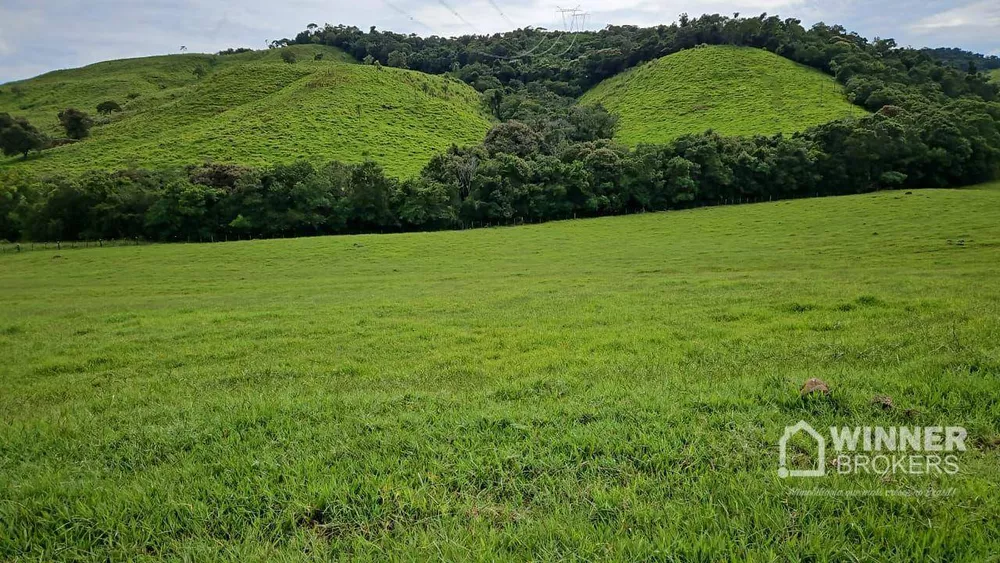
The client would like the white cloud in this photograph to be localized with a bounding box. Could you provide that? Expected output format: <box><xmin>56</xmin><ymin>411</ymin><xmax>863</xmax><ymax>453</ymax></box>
<box><xmin>909</xmin><ymin>0</ymin><xmax>1000</xmax><ymax>31</ymax></box>
<box><xmin>0</xmin><ymin>0</ymin><xmax>998</xmax><ymax>84</ymax></box>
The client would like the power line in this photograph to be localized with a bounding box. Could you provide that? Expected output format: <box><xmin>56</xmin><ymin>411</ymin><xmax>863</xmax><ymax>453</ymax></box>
<box><xmin>471</xmin><ymin>29</ymin><xmax>551</xmax><ymax>60</ymax></box>
<box><xmin>383</xmin><ymin>0</ymin><xmax>435</xmax><ymax>33</ymax></box>
<box><xmin>484</xmin><ymin>0</ymin><xmax>517</xmax><ymax>29</ymax></box>
<box><xmin>437</xmin><ymin>0</ymin><xmax>480</xmax><ymax>34</ymax></box>
<box><xmin>470</xmin><ymin>5</ymin><xmax>587</xmax><ymax>61</ymax></box>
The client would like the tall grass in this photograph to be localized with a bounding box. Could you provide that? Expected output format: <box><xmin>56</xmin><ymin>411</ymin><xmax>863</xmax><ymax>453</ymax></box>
<box><xmin>2</xmin><ymin>185</ymin><xmax>999</xmax><ymax>559</ymax></box>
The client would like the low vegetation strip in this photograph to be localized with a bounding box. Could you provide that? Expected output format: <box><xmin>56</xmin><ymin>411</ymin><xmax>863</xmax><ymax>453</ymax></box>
<box><xmin>1</xmin><ymin>186</ymin><xmax>999</xmax><ymax>559</ymax></box>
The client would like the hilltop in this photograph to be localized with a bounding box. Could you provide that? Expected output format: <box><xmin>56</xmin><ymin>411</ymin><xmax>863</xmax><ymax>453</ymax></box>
<box><xmin>579</xmin><ymin>45</ymin><xmax>867</xmax><ymax>145</ymax></box>
<box><xmin>0</xmin><ymin>45</ymin><xmax>492</xmax><ymax>178</ymax></box>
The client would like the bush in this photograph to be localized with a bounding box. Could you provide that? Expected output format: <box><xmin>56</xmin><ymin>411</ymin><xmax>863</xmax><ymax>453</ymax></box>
<box><xmin>96</xmin><ymin>101</ymin><xmax>123</xmax><ymax>115</ymax></box>
<box><xmin>57</xmin><ymin>108</ymin><xmax>93</xmax><ymax>139</ymax></box>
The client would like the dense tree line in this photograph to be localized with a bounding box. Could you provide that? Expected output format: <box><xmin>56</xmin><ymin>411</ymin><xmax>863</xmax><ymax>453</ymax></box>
<box><xmin>922</xmin><ymin>48</ymin><xmax>1000</xmax><ymax>72</ymax></box>
<box><xmin>2</xmin><ymin>14</ymin><xmax>1000</xmax><ymax>242</ymax></box>
<box><xmin>3</xmin><ymin>95</ymin><xmax>998</xmax><ymax>242</ymax></box>
<box><xmin>290</xmin><ymin>14</ymin><xmax>998</xmax><ymax>107</ymax></box>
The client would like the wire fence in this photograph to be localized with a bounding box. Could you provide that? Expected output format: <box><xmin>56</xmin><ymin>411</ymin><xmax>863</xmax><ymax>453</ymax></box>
<box><xmin>0</xmin><ymin>193</ymin><xmax>837</xmax><ymax>255</ymax></box>
<box><xmin>0</xmin><ymin>238</ymin><xmax>151</xmax><ymax>254</ymax></box>
<box><xmin>0</xmin><ymin>234</ymin><xmax>312</xmax><ymax>254</ymax></box>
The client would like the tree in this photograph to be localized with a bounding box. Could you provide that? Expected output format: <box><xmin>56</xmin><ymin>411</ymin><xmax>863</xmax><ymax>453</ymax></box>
<box><xmin>482</xmin><ymin>89</ymin><xmax>504</xmax><ymax>120</ymax></box>
<box><xmin>0</xmin><ymin>114</ymin><xmax>48</xmax><ymax>159</ymax></box>
<box><xmin>566</xmin><ymin>104</ymin><xmax>618</xmax><ymax>142</ymax></box>
<box><xmin>281</xmin><ymin>50</ymin><xmax>297</xmax><ymax>64</ymax></box>
<box><xmin>0</xmin><ymin>170</ymin><xmax>34</xmax><ymax>241</ymax></box>
<box><xmin>145</xmin><ymin>178</ymin><xmax>222</xmax><ymax>241</ymax></box>
<box><xmin>387</xmin><ymin>50</ymin><xmax>408</xmax><ymax>68</ymax></box>
<box><xmin>484</xmin><ymin>121</ymin><xmax>542</xmax><ymax>157</ymax></box>
<box><xmin>346</xmin><ymin>161</ymin><xmax>397</xmax><ymax>230</ymax></box>
<box><xmin>58</xmin><ymin>108</ymin><xmax>93</xmax><ymax>139</ymax></box>
<box><xmin>393</xmin><ymin>179</ymin><xmax>455</xmax><ymax>229</ymax></box>
<box><xmin>96</xmin><ymin>101</ymin><xmax>122</xmax><ymax>115</ymax></box>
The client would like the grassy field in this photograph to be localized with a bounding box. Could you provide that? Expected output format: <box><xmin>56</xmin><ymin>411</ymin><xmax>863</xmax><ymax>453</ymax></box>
<box><xmin>2</xmin><ymin>185</ymin><xmax>1000</xmax><ymax>559</ymax></box>
<box><xmin>0</xmin><ymin>45</ymin><xmax>491</xmax><ymax>178</ymax></box>
<box><xmin>579</xmin><ymin>45</ymin><xmax>868</xmax><ymax>145</ymax></box>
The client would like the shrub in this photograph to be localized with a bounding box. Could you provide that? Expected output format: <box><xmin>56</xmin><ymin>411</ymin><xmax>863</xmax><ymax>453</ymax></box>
<box><xmin>57</xmin><ymin>108</ymin><xmax>93</xmax><ymax>140</ymax></box>
<box><xmin>96</xmin><ymin>101</ymin><xmax>123</xmax><ymax>115</ymax></box>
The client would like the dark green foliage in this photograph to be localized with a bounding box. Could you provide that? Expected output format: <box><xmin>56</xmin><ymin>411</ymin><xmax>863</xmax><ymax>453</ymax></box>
<box><xmin>387</xmin><ymin>50</ymin><xmax>407</xmax><ymax>68</ymax></box>
<box><xmin>481</xmin><ymin>89</ymin><xmax>503</xmax><ymax>120</ymax></box>
<box><xmin>291</xmin><ymin>16</ymin><xmax>998</xmax><ymax>107</ymax></box>
<box><xmin>217</xmin><ymin>47</ymin><xmax>253</xmax><ymax>55</ymax></box>
<box><xmin>922</xmin><ymin>48</ymin><xmax>1000</xmax><ymax>71</ymax></box>
<box><xmin>280</xmin><ymin>50</ymin><xmax>297</xmax><ymax>64</ymax></box>
<box><xmin>483</xmin><ymin>121</ymin><xmax>542</xmax><ymax>157</ymax></box>
<box><xmin>57</xmin><ymin>108</ymin><xmax>93</xmax><ymax>139</ymax></box>
<box><xmin>3</xmin><ymin>92</ymin><xmax>997</xmax><ymax>242</ymax></box>
<box><xmin>0</xmin><ymin>114</ymin><xmax>48</xmax><ymax>159</ymax></box>
<box><xmin>3</xmin><ymin>15</ymin><xmax>1000</xmax><ymax>242</ymax></box>
<box><xmin>96</xmin><ymin>100</ymin><xmax>122</xmax><ymax>115</ymax></box>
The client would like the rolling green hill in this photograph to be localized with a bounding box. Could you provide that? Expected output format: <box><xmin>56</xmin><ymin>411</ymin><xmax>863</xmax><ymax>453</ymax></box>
<box><xmin>0</xmin><ymin>45</ymin><xmax>492</xmax><ymax>178</ymax></box>
<box><xmin>580</xmin><ymin>45</ymin><xmax>867</xmax><ymax>145</ymax></box>
<box><xmin>2</xmin><ymin>184</ymin><xmax>1000</xmax><ymax>559</ymax></box>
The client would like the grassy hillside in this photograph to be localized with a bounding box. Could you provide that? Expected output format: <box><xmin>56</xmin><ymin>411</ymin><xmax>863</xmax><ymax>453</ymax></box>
<box><xmin>0</xmin><ymin>45</ymin><xmax>491</xmax><ymax>178</ymax></box>
<box><xmin>2</xmin><ymin>185</ymin><xmax>1000</xmax><ymax>559</ymax></box>
<box><xmin>580</xmin><ymin>45</ymin><xmax>868</xmax><ymax>145</ymax></box>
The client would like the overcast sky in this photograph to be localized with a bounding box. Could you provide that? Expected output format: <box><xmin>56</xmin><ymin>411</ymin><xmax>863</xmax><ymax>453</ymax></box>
<box><xmin>1</xmin><ymin>0</ymin><xmax>998</xmax><ymax>84</ymax></box>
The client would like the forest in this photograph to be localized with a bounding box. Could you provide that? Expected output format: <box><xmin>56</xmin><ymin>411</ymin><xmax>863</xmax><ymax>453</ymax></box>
<box><xmin>1</xmin><ymin>13</ymin><xmax>999</xmax><ymax>242</ymax></box>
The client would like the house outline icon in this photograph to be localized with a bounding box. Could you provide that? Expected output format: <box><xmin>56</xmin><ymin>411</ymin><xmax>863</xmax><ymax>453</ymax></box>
<box><xmin>778</xmin><ymin>420</ymin><xmax>826</xmax><ymax>478</ymax></box>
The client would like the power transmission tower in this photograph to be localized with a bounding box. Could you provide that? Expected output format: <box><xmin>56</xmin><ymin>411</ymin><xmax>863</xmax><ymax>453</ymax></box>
<box><xmin>556</xmin><ymin>6</ymin><xmax>583</xmax><ymax>30</ymax></box>
<box><xmin>551</xmin><ymin>6</ymin><xmax>588</xmax><ymax>57</ymax></box>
